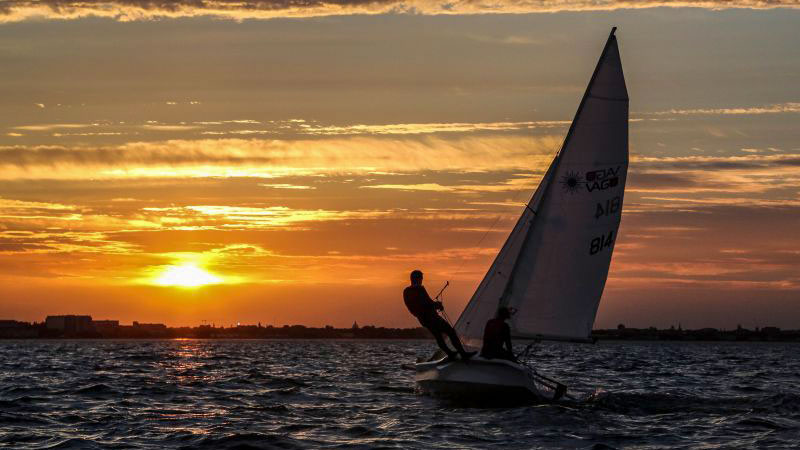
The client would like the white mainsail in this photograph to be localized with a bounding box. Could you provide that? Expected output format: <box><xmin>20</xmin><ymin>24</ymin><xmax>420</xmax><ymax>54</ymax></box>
<box><xmin>455</xmin><ymin>28</ymin><xmax>628</xmax><ymax>345</ymax></box>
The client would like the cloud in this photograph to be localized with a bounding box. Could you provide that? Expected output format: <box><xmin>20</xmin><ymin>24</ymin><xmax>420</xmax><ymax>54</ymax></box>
<box><xmin>362</xmin><ymin>174</ymin><xmax>539</xmax><ymax>193</ymax></box>
<box><xmin>194</xmin><ymin>120</ymin><xmax>261</xmax><ymax>125</ymax></box>
<box><xmin>647</xmin><ymin>102</ymin><xmax>800</xmax><ymax>117</ymax></box>
<box><xmin>142</xmin><ymin>124</ymin><xmax>200</xmax><ymax>131</ymax></box>
<box><xmin>10</xmin><ymin>118</ymin><xmax>568</xmax><ymax>141</ymax></box>
<box><xmin>0</xmin><ymin>198</ymin><xmax>83</xmax><ymax>223</ymax></box>
<box><xmin>1</xmin><ymin>0</ymin><xmax>798</xmax><ymax>22</ymax></box>
<box><xmin>183</xmin><ymin>205</ymin><xmax>389</xmax><ymax>228</ymax></box>
<box><xmin>0</xmin><ymin>229</ymin><xmax>139</xmax><ymax>256</ymax></box>
<box><xmin>0</xmin><ymin>198</ymin><xmax>168</xmax><ymax>234</ymax></box>
<box><xmin>463</xmin><ymin>34</ymin><xmax>544</xmax><ymax>46</ymax></box>
<box><xmin>0</xmin><ymin>199</ymin><xmax>401</xmax><ymax>256</ymax></box>
<box><xmin>13</xmin><ymin>123</ymin><xmax>95</xmax><ymax>131</ymax></box>
<box><xmin>259</xmin><ymin>183</ymin><xmax>316</xmax><ymax>190</ymax></box>
<box><xmin>634</xmin><ymin>153</ymin><xmax>800</xmax><ymax>170</ymax></box>
<box><xmin>637</xmin><ymin>196</ymin><xmax>800</xmax><ymax>207</ymax></box>
<box><xmin>287</xmin><ymin>120</ymin><xmax>569</xmax><ymax>136</ymax></box>
<box><xmin>0</xmin><ymin>135</ymin><xmax>561</xmax><ymax>180</ymax></box>
<box><xmin>605</xmin><ymin>202</ymin><xmax>800</xmax><ymax>298</ymax></box>
<box><xmin>363</xmin><ymin>183</ymin><xmax>458</xmax><ymax>192</ymax></box>
<box><xmin>626</xmin><ymin>153</ymin><xmax>800</xmax><ymax>196</ymax></box>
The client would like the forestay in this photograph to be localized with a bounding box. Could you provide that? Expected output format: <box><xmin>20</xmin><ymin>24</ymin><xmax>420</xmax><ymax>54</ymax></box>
<box><xmin>455</xmin><ymin>28</ymin><xmax>628</xmax><ymax>345</ymax></box>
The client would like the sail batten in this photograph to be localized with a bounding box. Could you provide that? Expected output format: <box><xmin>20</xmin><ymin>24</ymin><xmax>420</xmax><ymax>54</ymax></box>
<box><xmin>455</xmin><ymin>28</ymin><xmax>628</xmax><ymax>346</ymax></box>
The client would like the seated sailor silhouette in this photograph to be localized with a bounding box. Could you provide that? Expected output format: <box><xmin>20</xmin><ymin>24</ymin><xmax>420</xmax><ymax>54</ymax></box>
<box><xmin>480</xmin><ymin>306</ymin><xmax>517</xmax><ymax>362</ymax></box>
<box><xmin>403</xmin><ymin>270</ymin><xmax>476</xmax><ymax>361</ymax></box>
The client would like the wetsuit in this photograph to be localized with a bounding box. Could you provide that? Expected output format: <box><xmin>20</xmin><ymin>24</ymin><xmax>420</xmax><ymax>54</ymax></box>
<box><xmin>403</xmin><ymin>285</ymin><xmax>468</xmax><ymax>358</ymax></box>
<box><xmin>480</xmin><ymin>317</ymin><xmax>515</xmax><ymax>361</ymax></box>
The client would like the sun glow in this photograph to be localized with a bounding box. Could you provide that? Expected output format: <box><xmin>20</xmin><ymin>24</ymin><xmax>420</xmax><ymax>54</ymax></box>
<box><xmin>153</xmin><ymin>263</ymin><xmax>221</xmax><ymax>287</ymax></box>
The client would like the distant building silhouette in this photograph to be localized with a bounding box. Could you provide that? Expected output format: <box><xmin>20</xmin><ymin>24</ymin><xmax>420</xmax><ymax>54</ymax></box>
<box><xmin>132</xmin><ymin>321</ymin><xmax>167</xmax><ymax>332</ymax></box>
<box><xmin>46</xmin><ymin>315</ymin><xmax>93</xmax><ymax>333</ymax></box>
<box><xmin>0</xmin><ymin>320</ymin><xmax>37</xmax><ymax>338</ymax></box>
<box><xmin>92</xmin><ymin>320</ymin><xmax>119</xmax><ymax>333</ymax></box>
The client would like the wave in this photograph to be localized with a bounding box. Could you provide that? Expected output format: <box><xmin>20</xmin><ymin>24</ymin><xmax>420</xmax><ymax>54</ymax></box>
<box><xmin>41</xmin><ymin>438</ymin><xmax>104</xmax><ymax>449</ymax></box>
<box><xmin>373</xmin><ymin>384</ymin><xmax>416</xmax><ymax>394</ymax></box>
<box><xmin>0</xmin><ymin>411</ymin><xmax>52</xmax><ymax>426</ymax></box>
<box><xmin>178</xmin><ymin>432</ymin><xmax>306</xmax><ymax>449</ymax></box>
<box><xmin>586</xmin><ymin>390</ymin><xmax>800</xmax><ymax>415</ymax></box>
<box><xmin>2</xmin><ymin>340</ymin><xmax>799</xmax><ymax>448</ymax></box>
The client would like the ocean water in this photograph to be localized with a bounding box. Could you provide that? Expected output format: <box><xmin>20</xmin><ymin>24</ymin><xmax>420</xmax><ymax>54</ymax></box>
<box><xmin>0</xmin><ymin>340</ymin><xmax>798</xmax><ymax>449</ymax></box>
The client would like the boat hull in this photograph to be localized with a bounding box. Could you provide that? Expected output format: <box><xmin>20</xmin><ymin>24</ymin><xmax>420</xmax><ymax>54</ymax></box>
<box><xmin>414</xmin><ymin>356</ymin><xmax>553</xmax><ymax>403</ymax></box>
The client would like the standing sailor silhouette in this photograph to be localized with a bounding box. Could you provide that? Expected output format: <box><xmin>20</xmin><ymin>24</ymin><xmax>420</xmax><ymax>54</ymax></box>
<box><xmin>403</xmin><ymin>270</ymin><xmax>476</xmax><ymax>361</ymax></box>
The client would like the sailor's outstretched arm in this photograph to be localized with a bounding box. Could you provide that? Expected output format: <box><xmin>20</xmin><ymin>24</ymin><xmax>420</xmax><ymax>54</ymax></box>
<box><xmin>421</xmin><ymin>286</ymin><xmax>442</xmax><ymax>310</ymax></box>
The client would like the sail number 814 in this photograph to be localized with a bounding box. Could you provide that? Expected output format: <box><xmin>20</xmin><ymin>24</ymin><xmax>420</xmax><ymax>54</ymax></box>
<box><xmin>589</xmin><ymin>231</ymin><xmax>615</xmax><ymax>255</ymax></box>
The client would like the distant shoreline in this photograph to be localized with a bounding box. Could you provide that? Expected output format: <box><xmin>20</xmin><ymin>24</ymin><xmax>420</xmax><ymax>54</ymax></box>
<box><xmin>1</xmin><ymin>319</ymin><xmax>798</xmax><ymax>342</ymax></box>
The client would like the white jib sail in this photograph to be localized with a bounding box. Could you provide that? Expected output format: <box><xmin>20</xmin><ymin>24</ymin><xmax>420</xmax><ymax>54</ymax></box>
<box><xmin>455</xmin><ymin>28</ymin><xmax>628</xmax><ymax>345</ymax></box>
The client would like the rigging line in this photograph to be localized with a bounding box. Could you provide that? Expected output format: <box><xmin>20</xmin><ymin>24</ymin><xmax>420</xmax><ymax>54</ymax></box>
<box><xmin>447</xmin><ymin>211</ymin><xmax>504</xmax><ymax>280</ymax></box>
<box><xmin>436</xmin><ymin>140</ymin><xmax>563</xmax><ymax>339</ymax></box>
<box><xmin>443</xmin><ymin>137</ymin><xmax>563</xmax><ymax>285</ymax></box>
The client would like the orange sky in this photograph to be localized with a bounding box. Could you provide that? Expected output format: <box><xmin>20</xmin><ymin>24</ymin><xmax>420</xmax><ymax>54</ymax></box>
<box><xmin>0</xmin><ymin>6</ymin><xmax>799</xmax><ymax>328</ymax></box>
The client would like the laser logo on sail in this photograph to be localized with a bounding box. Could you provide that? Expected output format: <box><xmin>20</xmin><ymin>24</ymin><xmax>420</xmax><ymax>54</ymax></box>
<box><xmin>585</xmin><ymin>166</ymin><xmax>621</xmax><ymax>192</ymax></box>
<box><xmin>560</xmin><ymin>170</ymin><xmax>584</xmax><ymax>194</ymax></box>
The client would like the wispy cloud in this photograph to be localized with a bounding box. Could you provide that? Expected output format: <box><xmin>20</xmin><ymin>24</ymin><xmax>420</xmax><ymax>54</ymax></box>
<box><xmin>287</xmin><ymin>120</ymin><xmax>568</xmax><ymax>136</ymax></box>
<box><xmin>0</xmin><ymin>135</ymin><xmax>561</xmax><ymax>180</ymax></box>
<box><xmin>142</xmin><ymin>124</ymin><xmax>199</xmax><ymax>131</ymax></box>
<box><xmin>362</xmin><ymin>175</ymin><xmax>539</xmax><ymax>193</ymax></box>
<box><xmin>6</xmin><ymin>118</ymin><xmax>566</xmax><ymax>143</ymax></box>
<box><xmin>13</xmin><ymin>123</ymin><xmax>96</xmax><ymax>131</ymax></box>
<box><xmin>259</xmin><ymin>183</ymin><xmax>316</xmax><ymax>190</ymax></box>
<box><xmin>363</xmin><ymin>183</ymin><xmax>458</xmax><ymax>192</ymax></box>
<box><xmin>633</xmin><ymin>153</ymin><xmax>800</xmax><ymax>170</ymax></box>
<box><xmin>8</xmin><ymin>101</ymin><xmax>795</xmax><ymax>143</ymax></box>
<box><xmin>0</xmin><ymin>230</ymin><xmax>138</xmax><ymax>256</ymax></box>
<box><xmin>647</xmin><ymin>102</ymin><xmax>800</xmax><ymax>117</ymax></box>
<box><xmin>0</xmin><ymin>198</ymin><xmax>76</xmax><ymax>211</ymax></box>
<box><xmin>182</xmin><ymin>205</ymin><xmax>389</xmax><ymax>228</ymax></box>
<box><xmin>1</xmin><ymin>0</ymin><xmax>798</xmax><ymax>22</ymax></box>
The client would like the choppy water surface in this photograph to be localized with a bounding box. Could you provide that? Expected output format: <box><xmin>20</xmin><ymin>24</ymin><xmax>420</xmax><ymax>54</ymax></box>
<box><xmin>1</xmin><ymin>340</ymin><xmax>798</xmax><ymax>449</ymax></box>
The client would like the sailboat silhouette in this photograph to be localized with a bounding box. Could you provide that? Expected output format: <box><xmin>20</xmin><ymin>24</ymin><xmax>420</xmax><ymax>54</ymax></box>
<box><xmin>415</xmin><ymin>27</ymin><xmax>629</xmax><ymax>403</ymax></box>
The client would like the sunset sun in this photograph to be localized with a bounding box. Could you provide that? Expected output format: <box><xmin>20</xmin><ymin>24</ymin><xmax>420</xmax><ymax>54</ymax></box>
<box><xmin>153</xmin><ymin>264</ymin><xmax>221</xmax><ymax>288</ymax></box>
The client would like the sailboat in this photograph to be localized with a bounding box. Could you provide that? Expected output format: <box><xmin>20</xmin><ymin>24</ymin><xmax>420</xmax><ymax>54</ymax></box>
<box><xmin>414</xmin><ymin>27</ymin><xmax>628</xmax><ymax>402</ymax></box>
